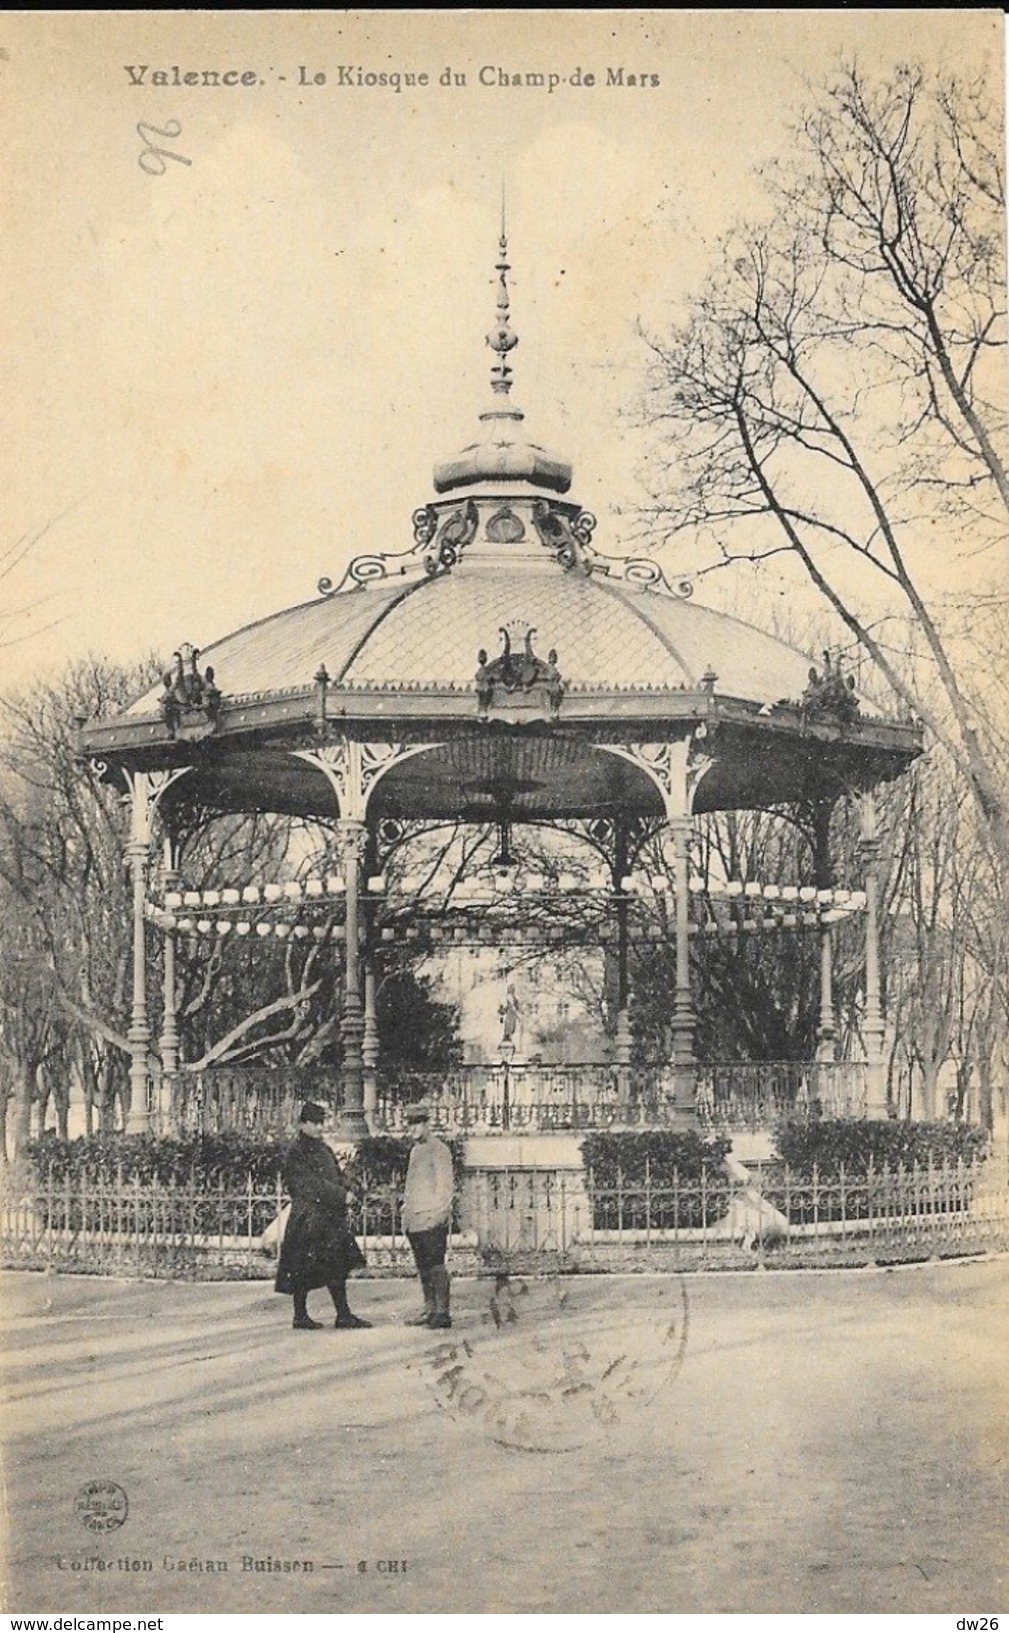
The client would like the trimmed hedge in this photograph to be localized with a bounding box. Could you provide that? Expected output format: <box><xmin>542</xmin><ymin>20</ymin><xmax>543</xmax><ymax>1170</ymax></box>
<box><xmin>766</xmin><ymin>1119</ymin><xmax>990</xmax><ymax>1224</ymax></box>
<box><xmin>772</xmin><ymin>1119</ymin><xmax>989</xmax><ymax>1176</ymax></box>
<box><xmin>580</xmin><ymin>1130</ymin><xmax>732</xmax><ymax>1228</ymax></box>
<box><xmin>24</xmin><ymin>1132</ymin><xmax>286</xmax><ymax>1188</ymax></box>
<box><xmin>21</xmin><ymin>1130</ymin><xmax>466</xmax><ymax>1236</ymax></box>
<box><xmin>21</xmin><ymin>1133</ymin><xmax>284</xmax><ymax>1237</ymax></box>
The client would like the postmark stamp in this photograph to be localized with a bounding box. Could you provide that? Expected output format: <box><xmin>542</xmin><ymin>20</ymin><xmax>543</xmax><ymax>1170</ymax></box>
<box><xmin>414</xmin><ymin>1274</ymin><xmax>689</xmax><ymax>1453</ymax></box>
<box><xmin>74</xmin><ymin>1480</ymin><xmax>129</xmax><ymax>1533</ymax></box>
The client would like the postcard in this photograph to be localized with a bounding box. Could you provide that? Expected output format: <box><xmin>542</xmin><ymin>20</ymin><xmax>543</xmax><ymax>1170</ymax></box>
<box><xmin>1</xmin><ymin>9</ymin><xmax>1006</xmax><ymax>1619</ymax></box>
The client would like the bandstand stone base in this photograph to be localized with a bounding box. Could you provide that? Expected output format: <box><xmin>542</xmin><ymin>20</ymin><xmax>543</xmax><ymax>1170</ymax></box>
<box><xmin>462</xmin><ymin>1134</ymin><xmax>588</xmax><ymax>1258</ymax></box>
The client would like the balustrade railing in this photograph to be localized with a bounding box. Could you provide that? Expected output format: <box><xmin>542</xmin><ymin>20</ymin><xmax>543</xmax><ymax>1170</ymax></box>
<box><xmin>377</xmin><ymin>1062</ymin><xmax>665</xmax><ymax>1133</ymax></box>
<box><xmin>158</xmin><ymin>1059</ymin><xmax>869</xmax><ymax>1136</ymax></box>
<box><xmin>161</xmin><ymin>1066</ymin><xmax>343</xmax><ymax>1136</ymax></box>
<box><xmin>697</xmin><ymin>1061</ymin><xmax>868</xmax><ymax>1132</ymax></box>
<box><xmin>377</xmin><ymin>1060</ymin><xmax>866</xmax><ymax>1133</ymax></box>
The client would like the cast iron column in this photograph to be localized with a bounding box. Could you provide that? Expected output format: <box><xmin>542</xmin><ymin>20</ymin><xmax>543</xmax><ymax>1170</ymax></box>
<box><xmin>126</xmin><ymin>836</ymin><xmax>152</xmax><ymax>1133</ymax></box>
<box><xmin>859</xmin><ymin>792</ymin><xmax>887</xmax><ymax>1118</ymax></box>
<box><xmin>363</xmin><ymin>962</ymin><xmax>379</xmax><ymax>1127</ymax></box>
<box><xmin>613</xmin><ymin>822</ymin><xmax>632</xmax><ymax>1077</ymax></box>
<box><xmin>120</xmin><ymin>766</ymin><xmax>191</xmax><ymax>1135</ymax></box>
<box><xmin>361</xmin><ymin>827</ymin><xmax>380</xmax><ymax>1128</ymax></box>
<box><xmin>812</xmin><ymin>802</ymin><xmax>837</xmax><ymax>1066</ymax></box>
<box><xmin>158</xmin><ymin>837</ymin><xmax>181</xmax><ymax>1131</ymax></box>
<box><xmin>338</xmin><ymin>817</ymin><xmax>369</xmax><ymax>1138</ymax></box>
<box><xmin>669</xmin><ymin>816</ymin><xmax>696</xmax><ymax>1123</ymax></box>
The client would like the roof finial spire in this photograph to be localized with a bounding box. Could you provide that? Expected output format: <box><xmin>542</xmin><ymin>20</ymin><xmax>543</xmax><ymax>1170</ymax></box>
<box><xmin>487</xmin><ymin>182</ymin><xmax>518</xmax><ymax>397</ymax></box>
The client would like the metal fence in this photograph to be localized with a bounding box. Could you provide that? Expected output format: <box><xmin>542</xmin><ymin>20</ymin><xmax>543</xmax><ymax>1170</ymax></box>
<box><xmin>467</xmin><ymin>1151</ymin><xmax>1009</xmax><ymax>1269</ymax></box>
<box><xmin>0</xmin><ymin>1169</ymin><xmax>420</xmax><ymax>1278</ymax></box>
<box><xmin>3</xmin><ymin>1149</ymin><xmax>1007</xmax><ymax>1277</ymax></box>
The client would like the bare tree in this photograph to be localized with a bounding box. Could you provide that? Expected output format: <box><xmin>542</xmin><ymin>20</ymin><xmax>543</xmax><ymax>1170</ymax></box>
<box><xmin>0</xmin><ymin>656</ymin><xmax>155</xmax><ymax>1138</ymax></box>
<box><xmin>0</xmin><ymin>517</ymin><xmax>69</xmax><ymax>653</ymax></box>
<box><xmin>642</xmin><ymin>60</ymin><xmax>1009</xmax><ymax>874</ymax></box>
<box><xmin>0</xmin><ymin>881</ymin><xmax>63</xmax><ymax>1160</ymax></box>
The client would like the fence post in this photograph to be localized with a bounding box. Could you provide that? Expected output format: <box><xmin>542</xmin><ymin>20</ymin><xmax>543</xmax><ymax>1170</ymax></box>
<box><xmin>100</xmin><ymin>1164</ymin><xmax>109</xmax><ymax>1269</ymax></box>
<box><xmin>867</xmin><ymin>1160</ymin><xmax>875</xmax><ymax>1254</ymax></box>
<box><xmin>528</xmin><ymin>1162</ymin><xmax>538</xmax><ymax>1247</ymax></box>
<box><xmin>60</xmin><ymin>1169</ymin><xmax>71</xmax><ymax>1267</ymax></box>
<box><xmin>188</xmin><ymin>1165</ymin><xmax>197</xmax><ymax>1260</ymax></box>
<box><xmin>644</xmin><ymin>1154</ymin><xmax>652</xmax><ymax>1247</ymax></box>
<box><xmin>80</xmin><ymin>1169</ymin><xmax>90</xmax><ymax>1267</ymax></box>
<box><xmin>784</xmin><ymin>1161</ymin><xmax>792</xmax><ymax>1245</ymax></box>
<box><xmin>114</xmin><ymin>1162</ymin><xmax>123</xmax><ymax>1275</ymax></box>
<box><xmin>152</xmin><ymin>1175</ymin><xmax>159</xmax><ymax>1280</ymax></box>
<box><xmin>700</xmin><ymin>1160</ymin><xmax>708</xmax><ymax>1247</ymax></box>
<box><xmin>53</xmin><ymin>1165</ymin><xmax>62</xmax><ymax>1271</ymax></box>
<box><xmin>881</xmin><ymin>1156</ymin><xmax>894</xmax><ymax>1241</ymax></box>
<box><xmin>132</xmin><ymin>1172</ymin><xmax>141</xmax><ymax>1279</ymax></box>
<box><xmin>839</xmin><ymin>1161</ymin><xmax>847</xmax><ymax>1242</ymax></box>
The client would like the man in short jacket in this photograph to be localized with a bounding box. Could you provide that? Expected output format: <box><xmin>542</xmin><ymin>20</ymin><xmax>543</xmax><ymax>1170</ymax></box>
<box><xmin>402</xmin><ymin>1101</ymin><xmax>455</xmax><ymax>1329</ymax></box>
<box><xmin>275</xmin><ymin>1101</ymin><xmax>372</xmax><ymax>1331</ymax></box>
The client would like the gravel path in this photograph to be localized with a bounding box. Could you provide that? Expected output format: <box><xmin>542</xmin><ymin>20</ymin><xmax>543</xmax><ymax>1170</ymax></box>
<box><xmin>2</xmin><ymin>1259</ymin><xmax>1006</xmax><ymax>1613</ymax></box>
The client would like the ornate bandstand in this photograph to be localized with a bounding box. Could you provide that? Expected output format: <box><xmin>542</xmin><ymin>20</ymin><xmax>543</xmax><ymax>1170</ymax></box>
<box><xmin>81</xmin><ymin>231</ymin><xmax>922</xmax><ymax>1139</ymax></box>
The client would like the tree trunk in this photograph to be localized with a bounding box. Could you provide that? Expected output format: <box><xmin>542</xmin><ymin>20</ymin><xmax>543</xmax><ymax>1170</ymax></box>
<box><xmin>51</xmin><ymin>1069</ymin><xmax>71</xmax><ymax>1139</ymax></box>
<box><xmin>919</xmin><ymin>1059</ymin><xmax>940</xmax><ymax>1122</ymax></box>
<box><xmin>953</xmin><ymin>1060</ymin><xmax>971</xmax><ymax>1124</ymax></box>
<box><xmin>976</xmin><ymin>1060</ymin><xmax>993</xmax><ymax>1134</ymax></box>
<box><xmin>114</xmin><ymin>1054</ymin><xmax>130</xmax><ymax>1132</ymax></box>
<box><xmin>98</xmin><ymin>1053</ymin><xmax>118</xmax><ymax>1133</ymax></box>
<box><xmin>10</xmin><ymin>1062</ymin><xmax>36</xmax><ymax>1160</ymax></box>
<box><xmin>80</xmin><ymin>1047</ymin><xmax>96</xmax><ymax>1137</ymax></box>
<box><xmin>34</xmin><ymin>1063</ymin><xmax>50</xmax><ymax>1138</ymax></box>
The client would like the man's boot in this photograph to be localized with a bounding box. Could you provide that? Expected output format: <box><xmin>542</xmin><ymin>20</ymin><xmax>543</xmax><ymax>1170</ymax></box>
<box><xmin>404</xmin><ymin>1271</ymin><xmax>435</xmax><ymax>1326</ymax></box>
<box><xmin>328</xmin><ymin>1279</ymin><xmax>373</xmax><ymax>1330</ymax></box>
<box><xmin>428</xmin><ymin>1265</ymin><xmax>451</xmax><ymax>1329</ymax></box>
<box><xmin>292</xmin><ymin>1288</ymin><xmax>323</xmax><ymax>1331</ymax></box>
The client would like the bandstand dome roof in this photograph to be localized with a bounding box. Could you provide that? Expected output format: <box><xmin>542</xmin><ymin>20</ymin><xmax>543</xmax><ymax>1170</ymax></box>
<box><xmin>84</xmin><ymin>225</ymin><xmax>922</xmax><ymax>823</ymax></box>
<box><xmin>125</xmin><ymin>545</ymin><xmax>813</xmax><ymax>712</ymax></box>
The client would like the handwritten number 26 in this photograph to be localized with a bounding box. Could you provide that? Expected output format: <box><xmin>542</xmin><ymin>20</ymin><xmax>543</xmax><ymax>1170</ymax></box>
<box><xmin>137</xmin><ymin>120</ymin><xmax>192</xmax><ymax>175</ymax></box>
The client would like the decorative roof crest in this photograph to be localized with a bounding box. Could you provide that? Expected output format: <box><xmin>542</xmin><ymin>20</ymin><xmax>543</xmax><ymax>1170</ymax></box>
<box><xmin>432</xmin><ymin>208</ymin><xmax>572</xmax><ymax>495</ymax></box>
<box><xmin>475</xmin><ymin>621</ymin><xmax>565</xmax><ymax>720</ymax></box>
<box><xmin>487</xmin><ymin>188</ymin><xmax>519</xmax><ymax>401</ymax></box>
<box><xmin>158</xmin><ymin>642</ymin><xmax>222</xmax><ymax>739</ymax></box>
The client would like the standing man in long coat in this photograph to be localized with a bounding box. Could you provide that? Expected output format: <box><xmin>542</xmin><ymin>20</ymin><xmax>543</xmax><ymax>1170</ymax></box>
<box><xmin>275</xmin><ymin>1101</ymin><xmax>372</xmax><ymax>1331</ymax></box>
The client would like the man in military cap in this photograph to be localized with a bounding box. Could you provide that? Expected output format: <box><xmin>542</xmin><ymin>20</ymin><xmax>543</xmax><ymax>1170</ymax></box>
<box><xmin>275</xmin><ymin>1102</ymin><xmax>372</xmax><ymax>1331</ymax></box>
<box><xmin>402</xmin><ymin>1100</ymin><xmax>455</xmax><ymax>1329</ymax></box>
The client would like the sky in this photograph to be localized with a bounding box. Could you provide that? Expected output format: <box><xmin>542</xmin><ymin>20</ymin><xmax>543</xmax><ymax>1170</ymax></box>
<box><xmin>0</xmin><ymin>9</ymin><xmax>1003</xmax><ymax>694</ymax></box>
